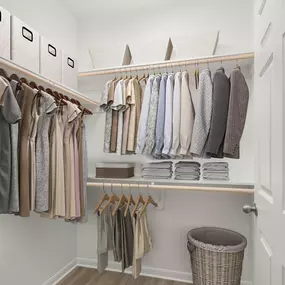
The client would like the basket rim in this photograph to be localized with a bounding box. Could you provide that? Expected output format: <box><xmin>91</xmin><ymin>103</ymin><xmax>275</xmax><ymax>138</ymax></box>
<box><xmin>187</xmin><ymin>227</ymin><xmax>247</xmax><ymax>253</ymax></box>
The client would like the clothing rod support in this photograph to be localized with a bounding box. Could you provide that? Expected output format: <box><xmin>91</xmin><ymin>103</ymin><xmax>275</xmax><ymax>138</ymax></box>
<box><xmin>79</xmin><ymin>52</ymin><xmax>254</xmax><ymax>77</ymax></box>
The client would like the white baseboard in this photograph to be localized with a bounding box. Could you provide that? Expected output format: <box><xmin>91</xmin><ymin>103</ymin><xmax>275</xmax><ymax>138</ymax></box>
<box><xmin>77</xmin><ymin>257</ymin><xmax>253</xmax><ymax>285</ymax></box>
<box><xmin>43</xmin><ymin>259</ymin><xmax>77</xmax><ymax>285</ymax></box>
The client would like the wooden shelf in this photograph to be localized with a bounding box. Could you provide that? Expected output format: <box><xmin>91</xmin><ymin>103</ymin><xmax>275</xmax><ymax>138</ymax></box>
<box><xmin>87</xmin><ymin>177</ymin><xmax>254</xmax><ymax>194</ymax></box>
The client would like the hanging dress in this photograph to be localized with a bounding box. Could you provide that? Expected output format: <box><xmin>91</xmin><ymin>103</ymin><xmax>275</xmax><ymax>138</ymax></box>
<box><xmin>73</xmin><ymin>107</ymin><xmax>82</xmax><ymax>218</ymax></box>
<box><xmin>63</xmin><ymin>101</ymin><xmax>78</xmax><ymax>219</ymax></box>
<box><xmin>0</xmin><ymin>77</ymin><xmax>21</xmax><ymax>214</ymax></box>
<box><xmin>35</xmin><ymin>92</ymin><xmax>57</xmax><ymax>212</ymax></box>
<box><xmin>18</xmin><ymin>84</ymin><xmax>37</xmax><ymax>217</ymax></box>
<box><xmin>29</xmin><ymin>93</ymin><xmax>40</xmax><ymax>211</ymax></box>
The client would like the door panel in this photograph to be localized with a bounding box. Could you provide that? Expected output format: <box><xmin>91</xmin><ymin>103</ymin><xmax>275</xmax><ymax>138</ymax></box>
<box><xmin>254</xmin><ymin>0</ymin><xmax>284</xmax><ymax>284</ymax></box>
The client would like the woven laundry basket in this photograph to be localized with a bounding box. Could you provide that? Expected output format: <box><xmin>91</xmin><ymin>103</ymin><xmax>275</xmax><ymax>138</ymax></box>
<box><xmin>187</xmin><ymin>227</ymin><xmax>247</xmax><ymax>285</ymax></box>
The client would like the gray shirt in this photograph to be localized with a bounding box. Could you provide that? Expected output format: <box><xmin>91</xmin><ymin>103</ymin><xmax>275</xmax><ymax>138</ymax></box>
<box><xmin>0</xmin><ymin>77</ymin><xmax>21</xmax><ymax>214</ymax></box>
<box><xmin>205</xmin><ymin>67</ymin><xmax>230</xmax><ymax>157</ymax></box>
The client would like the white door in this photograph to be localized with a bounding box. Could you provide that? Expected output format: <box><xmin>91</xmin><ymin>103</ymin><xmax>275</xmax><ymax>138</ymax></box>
<box><xmin>251</xmin><ymin>0</ymin><xmax>285</xmax><ymax>284</ymax></box>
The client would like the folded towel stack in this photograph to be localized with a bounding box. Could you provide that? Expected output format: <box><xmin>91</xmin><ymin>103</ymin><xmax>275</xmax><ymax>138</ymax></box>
<box><xmin>202</xmin><ymin>162</ymin><xmax>229</xmax><ymax>181</ymax></box>
<box><xmin>174</xmin><ymin>161</ymin><xmax>201</xmax><ymax>180</ymax></box>
<box><xmin>141</xmin><ymin>161</ymin><xmax>173</xmax><ymax>179</ymax></box>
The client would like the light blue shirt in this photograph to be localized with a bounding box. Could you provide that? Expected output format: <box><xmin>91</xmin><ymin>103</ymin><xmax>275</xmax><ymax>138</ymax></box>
<box><xmin>154</xmin><ymin>73</ymin><xmax>168</xmax><ymax>157</ymax></box>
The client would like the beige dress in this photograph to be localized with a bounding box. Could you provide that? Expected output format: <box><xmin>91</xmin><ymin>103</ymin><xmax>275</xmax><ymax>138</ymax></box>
<box><xmin>63</xmin><ymin>102</ymin><xmax>78</xmax><ymax>219</ymax></box>
<box><xmin>47</xmin><ymin>106</ymin><xmax>67</xmax><ymax>218</ymax></box>
<box><xmin>29</xmin><ymin>94</ymin><xmax>40</xmax><ymax>210</ymax></box>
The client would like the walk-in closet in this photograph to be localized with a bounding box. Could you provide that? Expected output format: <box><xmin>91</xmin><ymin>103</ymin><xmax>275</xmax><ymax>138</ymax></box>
<box><xmin>0</xmin><ymin>0</ymin><xmax>283</xmax><ymax>284</ymax></box>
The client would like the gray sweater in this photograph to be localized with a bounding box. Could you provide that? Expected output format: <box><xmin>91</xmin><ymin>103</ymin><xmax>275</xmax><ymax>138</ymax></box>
<box><xmin>205</xmin><ymin>67</ymin><xmax>230</xmax><ymax>157</ymax></box>
<box><xmin>223</xmin><ymin>67</ymin><xmax>249</xmax><ymax>159</ymax></box>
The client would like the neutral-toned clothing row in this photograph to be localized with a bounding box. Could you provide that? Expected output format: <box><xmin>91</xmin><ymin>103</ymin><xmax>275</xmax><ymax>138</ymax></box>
<box><xmin>0</xmin><ymin>77</ymin><xmax>88</xmax><ymax>220</ymax></box>
<box><xmin>97</xmin><ymin>205</ymin><xmax>152</xmax><ymax>279</ymax></box>
<box><xmin>100</xmin><ymin>67</ymin><xmax>249</xmax><ymax>159</ymax></box>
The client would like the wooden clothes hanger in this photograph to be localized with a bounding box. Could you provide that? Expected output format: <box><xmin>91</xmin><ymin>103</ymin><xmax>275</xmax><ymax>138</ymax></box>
<box><xmin>94</xmin><ymin>184</ymin><xmax>110</xmax><ymax>214</ymax></box>
<box><xmin>0</xmin><ymin>68</ymin><xmax>11</xmax><ymax>81</ymax></box>
<box><xmin>124</xmin><ymin>185</ymin><xmax>135</xmax><ymax>217</ymax></box>
<box><xmin>112</xmin><ymin>185</ymin><xmax>128</xmax><ymax>216</ymax></box>
<box><xmin>139</xmin><ymin>194</ymin><xmax>158</xmax><ymax>217</ymax></box>
<box><xmin>131</xmin><ymin>185</ymin><xmax>145</xmax><ymax>217</ymax></box>
<box><xmin>101</xmin><ymin>184</ymin><xmax>119</xmax><ymax>213</ymax></box>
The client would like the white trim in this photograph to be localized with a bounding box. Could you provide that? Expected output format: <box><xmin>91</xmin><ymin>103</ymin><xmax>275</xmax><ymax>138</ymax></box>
<box><xmin>76</xmin><ymin>257</ymin><xmax>253</xmax><ymax>285</ymax></box>
<box><xmin>43</xmin><ymin>259</ymin><xmax>77</xmax><ymax>285</ymax></box>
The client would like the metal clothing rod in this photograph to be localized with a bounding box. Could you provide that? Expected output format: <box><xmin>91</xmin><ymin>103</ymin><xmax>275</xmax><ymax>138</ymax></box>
<box><xmin>86</xmin><ymin>182</ymin><xmax>254</xmax><ymax>194</ymax></box>
<box><xmin>79</xmin><ymin>52</ymin><xmax>254</xmax><ymax>77</ymax></box>
<box><xmin>0</xmin><ymin>56</ymin><xmax>99</xmax><ymax>106</ymax></box>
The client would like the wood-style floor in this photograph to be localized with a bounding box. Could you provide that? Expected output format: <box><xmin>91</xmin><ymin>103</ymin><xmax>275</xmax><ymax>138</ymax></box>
<box><xmin>57</xmin><ymin>267</ymin><xmax>191</xmax><ymax>285</ymax></box>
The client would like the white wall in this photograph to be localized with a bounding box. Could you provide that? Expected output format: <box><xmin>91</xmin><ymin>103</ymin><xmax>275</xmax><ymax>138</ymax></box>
<box><xmin>0</xmin><ymin>1</ymin><xmax>78</xmax><ymax>284</ymax></box>
<box><xmin>73</xmin><ymin>0</ymin><xmax>254</xmax><ymax>71</ymax></box>
<box><xmin>0</xmin><ymin>0</ymin><xmax>78</xmax><ymax>56</ymax></box>
<box><xmin>76</xmin><ymin>0</ymin><xmax>255</xmax><ymax>284</ymax></box>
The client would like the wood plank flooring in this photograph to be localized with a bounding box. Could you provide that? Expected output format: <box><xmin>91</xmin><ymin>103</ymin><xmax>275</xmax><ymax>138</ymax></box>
<box><xmin>57</xmin><ymin>267</ymin><xmax>191</xmax><ymax>285</ymax></box>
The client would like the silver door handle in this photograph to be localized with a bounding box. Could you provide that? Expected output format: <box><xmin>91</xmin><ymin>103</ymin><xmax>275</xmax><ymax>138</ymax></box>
<box><xmin>243</xmin><ymin>204</ymin><xmax>258</xmax><ymax>216</ymax></box>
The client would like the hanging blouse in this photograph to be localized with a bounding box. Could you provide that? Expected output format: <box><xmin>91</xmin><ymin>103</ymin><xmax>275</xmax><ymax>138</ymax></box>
<box><xmin>162</xmin><ymin>73</ymin><xmax>174</xmax><ymax>157</ymax></box>
<box><xmin>0</xmin><ymin>77</ymin><xmax>21</xmax><ymax>214</ymax></box>
<box><xmin>35</xmin><ymin>91</ymin><xmax>57</xmax><ymax>212</ymax></box>
<box><xmin>190</xmin><ymin>69</ymin><xmax>213</xmax><ymax>157</ymax></box>
<box><xmin>136</xmin><ymin>75</ymin><xmax>155</xmax><ymax>154</ymax></box>
<box><xmin>143</xmin><ymin>74</ymin><xmax>161</xmax><ymax>155</ymax></box>
<box><xmin>110</xmin><ymin>79</ymin><xmax>120</xmax><ymax>152</ymax></box>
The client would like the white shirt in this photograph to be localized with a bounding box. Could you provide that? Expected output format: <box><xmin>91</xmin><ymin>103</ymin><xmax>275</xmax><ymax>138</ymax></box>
<box><xmin>170</xmin><ymin>72</ymin><xmax>182</xmax><ymax>156</ymax></box>
<box><xmin>180</xmin><ymin>71</ymin><xmax>195</xmax><ymax>155</ymax></box>
<box><xmin>135</xmin><ymin>75</ymin><xmax>155</xmax><ymax>154</ymax></box>
<box><xmin>162</xmin><ymin>73</ymin><xmax>174</xmax><ymax>156</ymax></box>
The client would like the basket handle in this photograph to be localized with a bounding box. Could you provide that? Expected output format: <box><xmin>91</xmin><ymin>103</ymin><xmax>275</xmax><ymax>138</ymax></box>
<box><xmin>187</xmin><ymin>241</ymin><xmax>195</xmax><ymax>252</ymax></box>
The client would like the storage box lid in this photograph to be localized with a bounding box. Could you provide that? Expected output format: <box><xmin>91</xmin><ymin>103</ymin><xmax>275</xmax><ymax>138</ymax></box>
<box><xmin>96</xmin><ymin>162</ymin><xmax>135</xmax><ymax>169</ymax></box>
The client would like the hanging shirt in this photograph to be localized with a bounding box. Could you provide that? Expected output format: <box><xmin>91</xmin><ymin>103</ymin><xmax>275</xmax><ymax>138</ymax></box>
<box><xmin>101</xmin><ymin>80</ymin><xmax>112</xmax><ymax>153</ymax></box>
<box><xmin>162</xmin><ymin>73</ymin><xmax>174</xmax><ymax>157</ymax></box>
<box><xmin>110</xmin><ymin>79</ymin><xmax>120</xmax><ymax>152</ymax></box>
<box><xmin>205</xmin><ymin>67</ymin><xmax>230</xmax><ymax>158</ymax></box>
<box><xmin>0</xmin><ymin>77</ymin><xmax>21</xmax><ymax>214</ymax></box>
<box><xmin>136</xmin><ymin>75</ymin><xmax>155</xmax><ymax>154</ymax></box>
<box><xmin>223</xmin><ymin>67</ymin><xmax>249</xmax><ymax>159</ymax></box>
<box><xmin>190</xmin><ymin>69</ymin><xmax>213</xmax><ymax>157</ymax></box>
<box><xmin>143</xmin><ymin>74</ymin><xmax>161</xmax><ymax>155</ymax></box>
<box><xmin>170</xmin><ymin>72</ymin><xmax>182</xmax><ymax>157</ymax></box>
<box><xmin>121</xmin><ymin>78</ymin><xmax>130</xmax><ymax>154</ymax></box>
<box><xmin>154</xmin><ymin>73</ymin><xmax>168</xmax><ymax>158</ymax></box>
<box><xmin>180</xmin><ymin>71</ymin><xmax>195</xmax><ymax>156</ymax></box>
<box><xmin>127</xmin><ymin>78</ymin><xmax>141</xmax><ymax>152</ymax></box>
<box><xmin>111</xmin><ymin>79</ymin><xmax>124</xmax><ymax>155</ymax></box>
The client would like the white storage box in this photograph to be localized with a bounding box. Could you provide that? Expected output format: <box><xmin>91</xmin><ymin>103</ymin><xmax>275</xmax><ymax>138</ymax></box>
<box><xmin>11</xmin><ymin>16</ymin><xmax>39</xmax><ymax>73</ymax></box>
<box><xmin>40</xmin><ymin>37</ymin><xmax>62</xmax><ymax>83</ymax></box>
<box><xmin>62</xmin><ymin>52</ymin><xmax>77</xmax><ymax>90</ymax></box>
<box><xmin>0</xmin><ymin>6</ymin><xmax>10</xmax><ymax>60</ymax></box>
